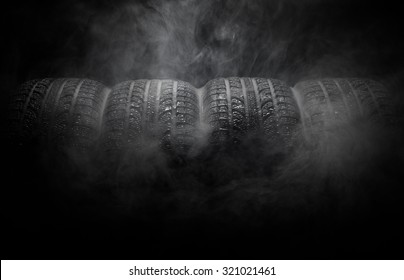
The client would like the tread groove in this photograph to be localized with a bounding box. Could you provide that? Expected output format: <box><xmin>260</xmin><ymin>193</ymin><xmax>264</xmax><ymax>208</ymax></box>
<box><xmin>125</xmin><ymin>81</ymin><xmax>136</xmax><ymax>144</ymax></box>
<box><xmin>251</xmin><ymin>78</ymin><xmax>262</xmax><ymax>128</ymax></box>
<box><xmin>346</xmin><ymin>80</ymin><xmax>364</xmax><ymax>116</ymax></box>
<box><xmin>267</xmin><ymin>78</ymin><xmax>280</xmax><ymax>135</ymax></box>
<box><xmin>99</xmin><ymin>87</ymin><xmax>112</xmax><ymax>135</ymax></box>
<box><xmin>334</xmin><ymin>79</ymin><xmax>351</xmax><ymax>119</ymax></box>
<box><xmin>172</xmin><ymin>81</ymin><xmax>178</xmax><ymax>142</ymax></box>
<box><xmin>21</xmin><ymin>80</ymin><xmax>41</xmax><ymax>124</ymax></box>
<box><xmin>48</xmin><ymin>79</ymin><xmax>67</xmax><ymax>142</ymax></box>
<box><xmin>38</xmin><ymin>80</ymin><xmax>55</xmax><ymax>121</ymax></box>
<box><xmin>66</xmin><ymin>79</ymin><xmax>85</xmax><ymax>142</ymax></box>
<box><xmin>240</xmin><ymin>78</ymin><xmax>250</xmax><ymax>130</ymax></box>
<box><xmin>224</xmin><ymin>78</ymin><xmax>233</xmax><ymax>139</ymax></box>
<box><xmin>317</xmin><ymin>80</ymin><xmax>335</xmax><ymax>121</ymax></box>
<box><xmin>155</xmin><ymin>80</ymin><xmax>162</xmax><ymax>124</ymax></box>
<box><xmin>364</xmin><ymin>80</ymin><xmax>382</xmax><ymax>117</ymax></box>
<box><xmin>142</xmin><ymin>80</ymin><xmax>151</xmax><ymax>133</ymax></box>
<box><xmin>69</xmin><ymin>80</ymin><xmax>85</xmax><ymax>119</ymax></box>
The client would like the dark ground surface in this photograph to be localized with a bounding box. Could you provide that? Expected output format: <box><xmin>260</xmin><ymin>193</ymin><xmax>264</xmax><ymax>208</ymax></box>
<box><xmin>1</xmin><ymin>0</ymin><xmax>404</xmax><ymax>259</ymax></box>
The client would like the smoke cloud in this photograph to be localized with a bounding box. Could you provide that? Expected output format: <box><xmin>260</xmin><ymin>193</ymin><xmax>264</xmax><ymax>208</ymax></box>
<box><xmin>4</xmin><ymin>0</ymin><xmax>404</xmax><ymax>88</ymax></box>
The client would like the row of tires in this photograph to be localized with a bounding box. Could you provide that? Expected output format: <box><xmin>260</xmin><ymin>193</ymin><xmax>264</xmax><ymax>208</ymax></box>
<box><xmin>8</xmin><ymin>77</ymin><xmax>395</xmax><ymax>153</ymax></box>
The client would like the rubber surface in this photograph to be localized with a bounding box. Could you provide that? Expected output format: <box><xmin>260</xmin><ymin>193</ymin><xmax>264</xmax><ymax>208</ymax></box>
<box><xmin>8</xmin><ymin>78</ymin><xmax>108</xmax><ymax>150</ymax></box>
<box><xmin>100</xmin><ymin>79</ymin><xmax>199</xmax><ymax>152</ymax></box>
<box><xmin>295</xmin><ymin>78</ymin><xmax>395</xmax><ymax>131</ymax></box>
<box><xmin>8</xmin><ymin>78</ymin><xmax>54</xmax><ymax>142</ymax></box>
<box><xmin>203</xmin><ymin>77</ymin><xmax>299</xmax><ymax>145</ymax></box>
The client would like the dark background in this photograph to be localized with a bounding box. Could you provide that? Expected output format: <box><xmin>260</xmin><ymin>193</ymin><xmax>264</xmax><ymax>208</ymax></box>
<box><xmin>2</xmin><ymin>0</ymin><xmax>404</xmax><ymax>90</ymax></box>
<box><xmin>2</xmin><ymin>0</ymin><xmax>404</xmax><ymax>260</ymax></box>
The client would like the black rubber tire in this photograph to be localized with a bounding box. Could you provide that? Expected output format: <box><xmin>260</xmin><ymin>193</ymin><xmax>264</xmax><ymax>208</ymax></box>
<box><xmin>10</xmin><ymin>77</ymin><xmax>395</xmax><ymax>154</ymax></box>
<box><xmin>8</xmin><ymin>78</ymin><xmax>108</xmax><ymax>150</ymax></box>
<box><xmin>8</xmin><ymin>78</ymin><xmax>54</xmax><ymax>142</ymax></box>
<box><xmin>203</xmin><ymin>77</ymin><xmax>300</xmax><ymax>146</ymax></box>
<box><xmin>295</xmin><ymin>78</ymin><xmax>395</xmax><ymax>132</ymax></box>
<box><xmin>100</xmin><ymin>79</ymin><xmax>200</xmax><ymax>152</ymax></box>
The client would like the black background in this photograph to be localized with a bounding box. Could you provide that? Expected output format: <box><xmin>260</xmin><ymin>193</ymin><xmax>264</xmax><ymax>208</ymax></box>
<box><xmin>2</xmin><ymin>0</ymin><xmax>404</xmax><ymax>90</ymax></box>
<box><xmin>2</xmin><ymin>0</ymin><xmax>404</xmax><ymax>260</ymax></box>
